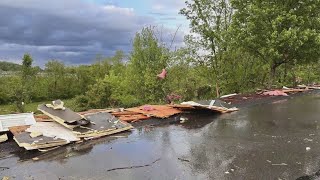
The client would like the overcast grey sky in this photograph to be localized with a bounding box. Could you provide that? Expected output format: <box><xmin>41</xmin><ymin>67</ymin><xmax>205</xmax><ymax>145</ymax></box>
<box><xmin>0</xmin><ymin>0</ymin><xmax>187</xmax><ymax>66</ymax></box>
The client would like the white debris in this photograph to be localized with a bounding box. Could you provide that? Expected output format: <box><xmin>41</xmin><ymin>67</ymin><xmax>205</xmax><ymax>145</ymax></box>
<box><xmin>272</xmin><ymin>163</ymin><xmax>288</xmax><ymax>166</ymax></box>
<box><xmin>306</xmin><ymin>147</ymin><xmax>311</xmax><ymax>151</ymax></box>
<box><xmin>304</xmin><ymin>138</ymin><xmax>313</xmax><ymax>142</ymax></box>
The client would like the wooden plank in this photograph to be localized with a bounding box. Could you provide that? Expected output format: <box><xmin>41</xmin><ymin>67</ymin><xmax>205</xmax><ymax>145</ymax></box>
<box><xmin>126</xmin><ymin>105</ymin><xmax>182</xmax><ymax>118</ymax></box>
<box><xmin>117</xmin><ymin>114</ymin><xmax>150</xmax><ymax>122</ymax></box>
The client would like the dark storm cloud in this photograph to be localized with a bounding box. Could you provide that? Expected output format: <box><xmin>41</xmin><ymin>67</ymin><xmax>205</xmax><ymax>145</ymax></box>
<box><xmin>0</xmin><ymin>0</ymin><xmax>155</xmax><ymax>65</ymax></box>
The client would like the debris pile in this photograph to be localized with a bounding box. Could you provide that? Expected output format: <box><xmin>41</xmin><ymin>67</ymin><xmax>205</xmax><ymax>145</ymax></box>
<box><xmin>0</xmin><ymin>99</ymin><xmax>238</xmax><ymax>153</ymax></box>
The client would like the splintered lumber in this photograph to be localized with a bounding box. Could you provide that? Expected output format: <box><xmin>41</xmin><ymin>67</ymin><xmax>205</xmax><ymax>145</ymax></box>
<box><xmin>181</xmin><ymin>100</ymin><xmax>238</xmax><ymax>113</ymax></box>
<box><xmin>126</xmin><ymin>105</ymin><xmax>182</xmax><ymax>118</ymax></box>
<box><xmin>38</xmin><ymin>104</ymin><xmax>83</xmax><ymax>129</ymax></box>
<box><xmin>73</xmin><ymin>112</ymin><xmax>133</xmax><ymax>138</ymax></box>
<box><xmin>0</xmin><ymin>113</ymin><xmax>36</xmax><ymax>132</ymax></box>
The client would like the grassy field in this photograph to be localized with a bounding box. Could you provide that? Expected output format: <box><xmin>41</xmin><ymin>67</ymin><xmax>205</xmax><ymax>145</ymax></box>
<box><xmin>0</xmin><ymin>99</ymin><xmax>78</xmax><ymax>115</ymax></box>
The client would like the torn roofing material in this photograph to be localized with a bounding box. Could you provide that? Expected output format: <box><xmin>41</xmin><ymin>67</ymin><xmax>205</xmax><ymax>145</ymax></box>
<box><xmin>126</xmin><ymin>105</ymin><xmax>182</xmax><ymax>118</ymax></box>
<box><xmin>38</xmin><ymin>104</ymin><xmax>83</xmax><ymax>129</ymax></box>
<box><xmin>73</xmin><ymin>112</ymin><xmax>133</xmax><ymax>138</ymax></box>
<box><xmin>0</xmin><ymin>113</ymin><xmax>36</xmax><ymax>132</ymax></box>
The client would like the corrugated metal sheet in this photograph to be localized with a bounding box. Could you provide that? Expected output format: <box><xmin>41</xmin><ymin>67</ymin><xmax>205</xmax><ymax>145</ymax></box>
<box><xmin>0</xmin><ymin>113</ymin><xmax>36</xmax><ymax>132</ymax></box>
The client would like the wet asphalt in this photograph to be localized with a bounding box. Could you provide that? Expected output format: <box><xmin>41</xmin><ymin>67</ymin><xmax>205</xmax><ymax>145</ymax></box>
<box><xmin>2</xmin><ymin>92</ymin><xmax>320</xmax><ymax>179</ymax></box>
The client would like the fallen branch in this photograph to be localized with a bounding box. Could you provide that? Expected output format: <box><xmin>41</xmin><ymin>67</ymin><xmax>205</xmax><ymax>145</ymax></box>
<box><xmin>106</xmin><ymin>158</ymin><xmax>160</xmax><ymax>172</ymax></box>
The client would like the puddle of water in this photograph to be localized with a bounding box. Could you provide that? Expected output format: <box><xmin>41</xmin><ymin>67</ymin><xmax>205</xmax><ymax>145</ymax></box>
<box><xmin>1</xmin><ymin>94</ymin><xmax>320</xmax><ymax>179</ymax></box>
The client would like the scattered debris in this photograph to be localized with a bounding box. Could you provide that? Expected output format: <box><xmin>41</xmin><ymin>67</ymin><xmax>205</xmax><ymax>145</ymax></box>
<box><xmin>304</xmin><ymin>138</ymin><xmax>313</xmax><ymax>142</ymax></box>
<box><xmin>181</xmin><ymin>100</ymin><xmax>238</xmax><ymax>113</ymax></box>
<box><xmin>106</xmin><ymin>158</ymin><xmax>160</xmax><ymax>172</ymax></box>
<box><xmin>220</xmin><ymin>93</ymin><xmax>237</xmax><ymax>98</ymax></box>
<box><xmin>271</xmin><ymin>163</ymin><xmax>288</xmax><ymax>166</ymax></box>
<box><xmin>73</xmin><ymin>112</ymin><xmax>133</xmax><ymax>139</ymax></box>
<box><xmin>178</xmin><ymin>157</ymin><xmax>190</xmax><ymax>162</ymax></box>
<box><xmin>0</xmin><ymin>134</ymin><xmax>8</xmax><ymax>143</ymax></box>
<box><xmin>0</xmin><ymin>113</ymin><xmax>36</xmax><ymax>132</ymax></box>
<box><xmin>262</xmin><ymin>90</ymin><xmax>288</xmax><ymax>96</ymax></box>
<box><xmin>180</xmin><ymin>117</ymin><xmax>188</xmax><ymax>123</ymax></box>
<box><xmin>225</xmin><ymin>171</ymin><xmax>230</xmax><ymax>174</ymax></box>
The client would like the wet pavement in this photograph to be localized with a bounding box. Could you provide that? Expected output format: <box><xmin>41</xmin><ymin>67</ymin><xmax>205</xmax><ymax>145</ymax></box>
<box><xmin>2</xmin><ymin>92</ymin><xmax>320</xmax><ymax>179</ymax></box>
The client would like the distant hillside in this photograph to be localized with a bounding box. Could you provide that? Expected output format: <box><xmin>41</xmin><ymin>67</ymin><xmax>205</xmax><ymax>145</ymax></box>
<box><xmin>0</xmin><ymin>61</ymin><xmax>22</xmax><ymax>71</ymax></box>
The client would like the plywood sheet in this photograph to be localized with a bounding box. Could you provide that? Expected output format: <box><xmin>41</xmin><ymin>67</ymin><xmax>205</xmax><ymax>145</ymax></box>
<box><xmin>126</xmin><ymin>105</ymin><xmax>182</xmax><ymax>118</ymax></box>
<box><xmin>117</xmin><ymin>114</ymin><xmax>150</xmax><ymax>122</ymax></box>
<box><xmin>26</xmin><ymin>122</ymin><xmax>80</xmax><ymax>142</ymax></box>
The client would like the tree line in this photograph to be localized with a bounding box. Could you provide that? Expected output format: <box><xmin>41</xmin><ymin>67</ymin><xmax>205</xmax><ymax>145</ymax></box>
<box><xmin>1</xmin><ymin>0</ymin><xmax>320</xmax><ymax>112</ymax></box>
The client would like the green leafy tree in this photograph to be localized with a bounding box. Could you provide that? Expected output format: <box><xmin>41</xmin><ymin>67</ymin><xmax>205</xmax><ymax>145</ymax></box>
<box><xmin>127</xmin><ymin>27</ymin><xmax>169</xmax><ymax>104</ymax></box>
<box><xmin>180</xmin><ymin>0</ymin><xmax>233</xmax><ymax>97</ymax></box>
<box><xmin>230</xmin><ymin>0</ymin><xmax>320</xmax><ymax>86</ymax></box>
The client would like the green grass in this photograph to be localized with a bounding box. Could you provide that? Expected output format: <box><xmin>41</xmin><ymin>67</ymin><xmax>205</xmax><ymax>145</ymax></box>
<box><xmin>0</xmin><ymin>99</ymin><xmax>78</xmax><ymax>115</ymax></box>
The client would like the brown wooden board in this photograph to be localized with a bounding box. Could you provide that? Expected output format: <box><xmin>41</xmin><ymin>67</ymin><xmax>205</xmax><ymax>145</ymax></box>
<box><xmin>117</xmin><ymin>114</ymin><xmax>150</xmax><ymax>122</ymax></box>
<box><xmin>9</xmin><ymin>125</ymin><xmax>30</xmax><ymax>136</ymax></box>
<box><xmin>126</xmin><ymin>105</ymin><xmax>182</xmax><ymax>118</ymax></box>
